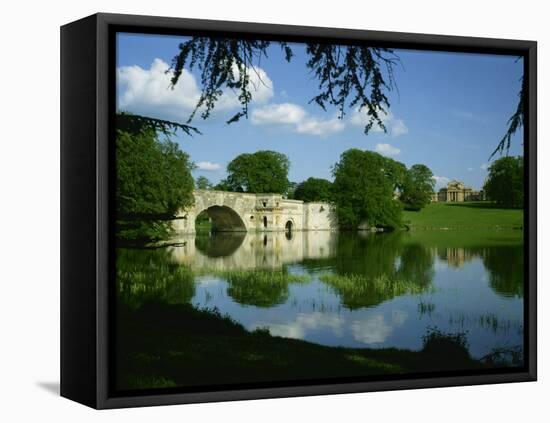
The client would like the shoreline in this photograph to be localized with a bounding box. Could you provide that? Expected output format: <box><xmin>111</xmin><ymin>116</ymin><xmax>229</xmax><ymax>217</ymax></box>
<box><xmin>116</xmin><ymin>302</ymin><xmax>514</xmax><ymax>391</ymax></box>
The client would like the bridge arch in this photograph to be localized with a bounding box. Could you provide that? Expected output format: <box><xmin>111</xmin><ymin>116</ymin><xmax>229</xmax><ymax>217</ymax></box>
<box><xmin>197</xmin><ymin>205</ymin><xmax>247</xmax><ymax>232</ymax></box>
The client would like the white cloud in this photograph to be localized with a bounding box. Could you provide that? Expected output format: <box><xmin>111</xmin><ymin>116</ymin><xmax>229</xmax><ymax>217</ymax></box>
<box><xmin>451</xmin><ymin>110</ymin><xmax>487</xmax><ymax>124</ymax></box>
<box><xmin>351</xmin><ymin>311</ymin><xmax>408</xmax><ymax>345</ymax></box>
<box><xmin>117</xmin><ymin>58</ymin><xmax>199</xmax><ymax>122</ymax></box>
<box><xmin>196</xmin><ymin>161</ymin><xmax>221</xmax><ymax>171</ymax></box>
<box><xmin>249</xmin><ymin>312</ymin><xmax>344</xmax><ymax>340</ymax></box>
<box><xmin>252</xmin><ymin>103</ymin><xmax>306</xmax><ymax>125</ymax></box>
<box><xmin>391</xmin><ymin>119</ymin><xmax>409</xmax><ymax>137</ymax></box>
<box><xmin>351</xmin><ymin>315</ymin><xmax>393</xmax><ymax>344</ymax></box>
<box><xmin>374</xmin><ymin>143</ymin><xmax>401</xmax><ymax>157</ymax></box>
<box><xmin>350</xmin><ymin>108</ymin><xmax>408</xmax><ymax>137</ymax></box>
<box><xmin>432</xmin><ymin>175</ymin><xmax>450</xmax><ymax>189</ymax></box>
<box><xmin>251</xmin><ymin>103</ymin><xmax>345</xmax><ymax>137</ymax></box>
<box><xmin>467</xmin><ymin>167</ymin><xmax>474</xmax><ymax>172</ymax></box>
<box><xmin>117</xmin><ymin>58</ymin><xmax>273</xmax><ymax>123</ymax></box>
<box><xmin>480</xmin><ymin>163</ymin><xmax>489</xmax><ymax>170</ymax></box>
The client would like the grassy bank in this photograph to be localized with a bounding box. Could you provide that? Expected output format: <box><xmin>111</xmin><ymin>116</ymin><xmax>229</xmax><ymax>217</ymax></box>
<box><xmin>116</xmin><ymin>302</ymin><xmax>497</xmax><ymax>391</ymax></box>
<box><xmin>403</xmin><ymin>202</ymin><xmax>523</xmax><ymax>230</ymax></box>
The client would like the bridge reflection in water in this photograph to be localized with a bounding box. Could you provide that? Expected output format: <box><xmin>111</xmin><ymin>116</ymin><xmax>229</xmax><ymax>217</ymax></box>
<box><xmin>169</xmin><ymin>230</ymin><xmax>338</xmax><ymax>271</ymax></box>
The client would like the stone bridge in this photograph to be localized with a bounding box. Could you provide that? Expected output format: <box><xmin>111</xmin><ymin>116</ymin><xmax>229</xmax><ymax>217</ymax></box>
<box><xmin>172</xmin><ymin>190</ymin><xmax>337</xmax><ymax>235</ymax></box>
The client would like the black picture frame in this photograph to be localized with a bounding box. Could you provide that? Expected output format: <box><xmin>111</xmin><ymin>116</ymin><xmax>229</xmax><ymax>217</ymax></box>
<box><xmin>60</xmin><ymin>12</ymin><xmax>537</xmax><ymax>409</ymax></box>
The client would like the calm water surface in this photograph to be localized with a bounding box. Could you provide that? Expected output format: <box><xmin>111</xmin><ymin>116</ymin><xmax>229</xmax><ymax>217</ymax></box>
<box><xmin>117</xmin><ymin>230</ymin><xmax>524</xmax><ymax>359</ymax></box>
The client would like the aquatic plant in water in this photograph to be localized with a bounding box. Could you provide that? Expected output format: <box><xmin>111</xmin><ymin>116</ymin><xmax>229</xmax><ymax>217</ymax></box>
<box><xmin>117</xmin><ymin>248</ymin><xmax>195</xmax><ymax>309</ymax></box>
<box><xmin>319</xmin><ymin>272</ymin><xmax>434</xmax><ymax>309</ymax></box>
<box><xmin>201</xmin><ymin>269</ymin><xmax>311</xmax><ymax>308</ymax></box>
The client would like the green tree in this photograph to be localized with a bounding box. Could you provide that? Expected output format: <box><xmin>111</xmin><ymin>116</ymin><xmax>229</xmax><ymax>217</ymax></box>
<box><xmin>226</xmin><ymin>150</ymin><xmax>290</xmax><ymax>194</ymax></box>
<box><xmin>195</xmin><ymin>175</ymin><xmax>213</xmax><ymax>190</ymax></box>
<box><xmin>383</xmin><ymin>158</ymin><xmax>408</xmax><ymax>192</ymax></box>
<box><xmin>116</xmin><ymin>114</ymin><xmax>195</xmax><ymax>243</ymax></box>
<box><xmin>484</xmin><ymin>156</ymin><xmax>523</xmax><ymax>208</ymax></box>
<box><xmin>332</xmin><ymin>149</ymin><xmax>403</xmax><ymax>230</ymax></box>
<box><xmin>286</xmin><ymin>181</ymin><xmax>298</xmax><ymax>199</ymax></box>
<box><xmin>213</xmin><ymin>179</ymin><xmax>232</xmax><ymax>191</ymax></box>
<box><xmin>293</xmin><ymin>177</ymin><xmax>333</xmax><ymax>202</ymax></box>
<box><xmin>400</xmin><ymin>164</ymin><xmax>435</xmax><ymax>211</ymax></box>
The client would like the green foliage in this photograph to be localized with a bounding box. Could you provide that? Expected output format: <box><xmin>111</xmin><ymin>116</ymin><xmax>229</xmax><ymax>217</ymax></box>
<box><xmin>213</xmin><ymin>179</ymin><xmax>233</xmax><ymax>191</ymax></box>
<box><xmin>116</xmin><ymin>248</ymin><xmax>195</xmax><ymax>309</ymax></box>
<box><xmin>400</xmin><ymin>164</ymin><xmax>435</xmax><ymax>211</ymax></box>
<box><xmin>222</xmin><ymin>270</ymin><xmax>310</xmax><ymax>308</ymax></box>
<box><xmin>286</xmin><ymin>181</ymin><xmax>298</xmax><ymax>199</ymax></box>
<box><xmin>320</xmin><ymin>272</ymin><xmax>433</xmax><ymax>310</ymax></box>
<box><xmin>332</xmin><ymin>149</ymin><xmax>403</xmax><ymax>229</ymax></box>
<box><xmin>421</xmin><ymin>328</ymin><xmax>471</xmax><ymax>365</ymax></box>
<box><xmin>382</xmin><ymin>157</ymin><xmax>408</xmax><ymax>192</ymax></box>
<box><xmin>482</xmin><ymin>245</ymin><xmax>524</xmax><ymax>298</ymax></box>
<box><xmin>170</xmin><ymin>38</ymin><xmax>398</xmax><ymax>135</ymax></box>
<box><xmin>293</xmin><ymin>177</ymin><xmax>333</xmax><ymax>202</ymax></box>
<box><xmin>116</xmin><ymin>114</ymin><xmax>195</xmax><ymax>243</ymax></box>
<box><xmin>492</xmin><ymin>75</ymin><xmax>525</xmax><ymax>158</ymax></box>
<box><xmin>195</xmin><ymin>175</ymin><xmax>213</xmax><ymax>190</ymax></box>
<box><xmin>116</xmin><ymin>111</ymin><xmax>200</xmax><ymax>137</ymax></box>
<box><xmin>226</xmin><ymin>150</ymin><xmax>290</xmax><ymax>194</ymax></box>
<box><xmin>305</xmin><ymin>44</ymin><xmax>398</xmax><ymax>133</ymax></box>
<box><xmin>484</xmin><ymin>156</ymin><xmax>524</xmax><ymax>208</ymax></box>
<box><xmin>308</xmin><ymin>233</ymin><xmax>434</xmax><ymax>309</ymax></box>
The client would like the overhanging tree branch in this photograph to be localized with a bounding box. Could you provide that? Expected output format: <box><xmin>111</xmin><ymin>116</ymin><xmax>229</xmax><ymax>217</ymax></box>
<box><xmin>169</xmin><ymin>37</ymin><xmax>399</xmax><ymax>135</ymax></box>
<box><xmin>490</xmin><ymin>74</ymin><xmax>525</xmax><ymax>159</ymax></box>
<box><xmin>116</xmin><ymin>112</ymin><xmax>201</xmax><ymax>137</ymax></box>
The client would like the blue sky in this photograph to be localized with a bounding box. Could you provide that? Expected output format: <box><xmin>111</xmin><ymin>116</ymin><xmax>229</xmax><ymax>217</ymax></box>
<box><xmin>116</xmin><ymin>33</ymin><xmax>524</xmax><ymax>190</ymax></box>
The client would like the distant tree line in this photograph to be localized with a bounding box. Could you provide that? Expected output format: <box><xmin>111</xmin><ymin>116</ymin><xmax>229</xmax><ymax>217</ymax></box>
<box><xmin>198</xmin><ymin>148</ymin><xmax>435</xmax><ymax>231</ymax></box>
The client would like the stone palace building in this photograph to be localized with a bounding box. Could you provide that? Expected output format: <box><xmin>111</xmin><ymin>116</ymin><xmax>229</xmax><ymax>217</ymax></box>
<box><xmin>431</xmin><ymin>180</ymin><xmax>485</xmax><ymax>203</ymax></box>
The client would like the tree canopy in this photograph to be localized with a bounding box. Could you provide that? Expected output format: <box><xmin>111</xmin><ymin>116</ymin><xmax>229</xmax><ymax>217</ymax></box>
<box><xmin>293</xmin><ymin>177</ymin><xmax>333</xmax><ymax>202</ymax></box>
<box><xmin>116</xmin><ymin>113</ymin><xmax>195</xmax><ymax>243</ymax></box>
<box><xmin>400</xmin><ymin>164</ymin><xmax>435</xmax><ymax>211</ymax></box>
<box><xmin>332</xmin><ymin>149</ymin><xmax>403</xmax><ymax>230</ymax></box>
<box><xmin>195</xmin><ymin>175</ymin><xmax>213</xmax><ymax>190</ymax></box>
<box><xmin>484</xmin><ymin>156</ymin><xmax>523</xmax><ymax>208</ymax></box>
<box><xmin>226</xmin><ymin>150</ymin><xmax>290</xmax><ymax>194</ymax></box>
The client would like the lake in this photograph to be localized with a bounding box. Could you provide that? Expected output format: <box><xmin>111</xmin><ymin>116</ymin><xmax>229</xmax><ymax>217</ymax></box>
<box><xmin>116</xmin><ymin>229</ymin><xmax>524</xmax><ymax>362</ymax></box>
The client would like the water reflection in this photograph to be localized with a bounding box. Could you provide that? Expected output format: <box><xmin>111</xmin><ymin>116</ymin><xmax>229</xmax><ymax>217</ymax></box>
<box><xmin>116</xmin><ymin>248</ymin><xmax>195</xmax><ymax>309</ymax></box>
<box><xmin>117</xmin><ymin>230</ymin><xmax>524</xmax><ymax>358</ymax></box>
<box><xmin>169</xmin><ymin>230</ymin><xmax>338</xmax><ymax>271</ymax></box>
<box><xmin>482</xmin><ymin>246</ymin><xmax>524</xmax><ymax>298</ymax></box>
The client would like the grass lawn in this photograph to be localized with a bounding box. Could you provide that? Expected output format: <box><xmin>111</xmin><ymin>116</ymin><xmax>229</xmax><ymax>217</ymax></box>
<box><xmin>115</xmin><ymin>302</ymin><xmax>500</xmax><ymax>391</ymax></box>
<box><xmin>403</xmin><ymin>202</ymin><xmax>523</xmax><ymax>230</ymax></box>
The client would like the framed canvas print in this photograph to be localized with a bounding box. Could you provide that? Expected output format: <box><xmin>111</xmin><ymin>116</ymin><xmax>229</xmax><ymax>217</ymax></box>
<box><xmin>60</xmin><ymin>13</ymin><xmax>537</xmax><ymax>409</ymax></box>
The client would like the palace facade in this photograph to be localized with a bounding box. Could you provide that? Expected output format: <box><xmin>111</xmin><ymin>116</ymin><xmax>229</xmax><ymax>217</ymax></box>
<box><xmin>431</xmin><ymin>180</ymin><xmax>485</xmax><ymax>203</ymax></box>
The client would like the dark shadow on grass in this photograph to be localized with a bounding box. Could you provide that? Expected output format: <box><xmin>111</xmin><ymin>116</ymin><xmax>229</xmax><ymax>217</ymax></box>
<box><xmin>442</xmin><ymin>202</ymin><xmax>521</xmax><ymax>210</ymax></box>
<box><xmin>115</xmin><ymin>302</ymin><xmax>493</xmax><ymax>391</ymax></box>
<box><xmin>36</xmin><ymin>381</ymin><xmax>60</xmax><ymax>396</ymax></box>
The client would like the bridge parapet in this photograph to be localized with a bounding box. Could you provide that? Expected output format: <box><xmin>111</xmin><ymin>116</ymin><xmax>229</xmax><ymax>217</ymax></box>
<box><xmin>172</xmin><ymin>190</ymin><xmax>337</xmax><ymax>235</ymax></box>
